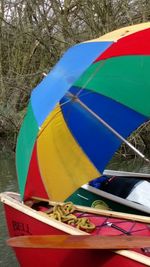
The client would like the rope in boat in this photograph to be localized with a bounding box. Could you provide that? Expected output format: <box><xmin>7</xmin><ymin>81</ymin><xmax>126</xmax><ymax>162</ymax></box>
<box><xmin>47</xmin><ymin>202</ymin><xmax>96</xmax><ymax>232</ymax></box>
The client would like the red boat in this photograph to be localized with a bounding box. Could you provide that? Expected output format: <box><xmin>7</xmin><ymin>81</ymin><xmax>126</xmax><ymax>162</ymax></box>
<box><xmin>1</xmin><ymin>192</ymin><xmax>150</xmax><ymax>267</ymax></box>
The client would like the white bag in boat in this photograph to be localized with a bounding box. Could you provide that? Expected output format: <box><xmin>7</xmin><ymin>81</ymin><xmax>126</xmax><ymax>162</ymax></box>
<box><xmin>126</xmin><ymin>181</ymin><xmax>150</xmax><ymax>207</ymax></box>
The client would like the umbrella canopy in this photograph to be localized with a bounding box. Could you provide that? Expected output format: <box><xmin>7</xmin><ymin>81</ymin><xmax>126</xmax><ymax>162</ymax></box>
<box><xmin>16</xmin><ymin>22</ymin><xmax>150</xmax><ymax>201</ymax></box>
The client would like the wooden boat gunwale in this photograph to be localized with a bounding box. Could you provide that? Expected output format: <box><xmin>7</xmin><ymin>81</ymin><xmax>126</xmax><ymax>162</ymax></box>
<box><xmin>0</xmin><ymin>192</ymin><xmax>85</xmax><ymax>235</ymax></box>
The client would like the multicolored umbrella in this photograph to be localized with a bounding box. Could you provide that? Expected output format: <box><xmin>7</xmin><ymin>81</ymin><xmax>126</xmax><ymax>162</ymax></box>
<box><xmin>16</xmin><ymin>22</ymin><xmax>150</xmax><ymax>201</ymax></box>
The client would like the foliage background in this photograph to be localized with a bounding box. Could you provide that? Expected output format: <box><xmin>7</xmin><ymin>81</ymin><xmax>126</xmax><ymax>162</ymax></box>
<box><xmin>0</xmin><ymin>0</ymin><xmax>150</xmax><ymax>159</ymax></box>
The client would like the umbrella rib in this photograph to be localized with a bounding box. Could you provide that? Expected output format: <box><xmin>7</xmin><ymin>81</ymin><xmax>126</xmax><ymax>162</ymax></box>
<box><xmin>67</xmin><ymin>92</ymin><xmax>150</xmax><ymax>163</ymax></box>
<box><xmin>75</xmin><ymin>61</ymin><xmax>105</xmax><ymax>98</ymax></box>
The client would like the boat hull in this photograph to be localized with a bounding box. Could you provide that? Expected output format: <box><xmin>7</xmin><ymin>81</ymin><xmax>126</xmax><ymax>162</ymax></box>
<box><xmin>2</xmin><ymin>193</ymin><xmax>149</xmax><ymax>267</ymax></box>
<box><xmin>13</xmin><ymin>248</ymin><xmax>131</xmax><ymax>267</ymax></box>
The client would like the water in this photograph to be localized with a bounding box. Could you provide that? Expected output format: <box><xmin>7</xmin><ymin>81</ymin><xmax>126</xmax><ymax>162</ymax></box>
<box><xmin>0</xmin><ymin>152</ymin><xmax>19</xmax><ymax>267</ymax></box>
